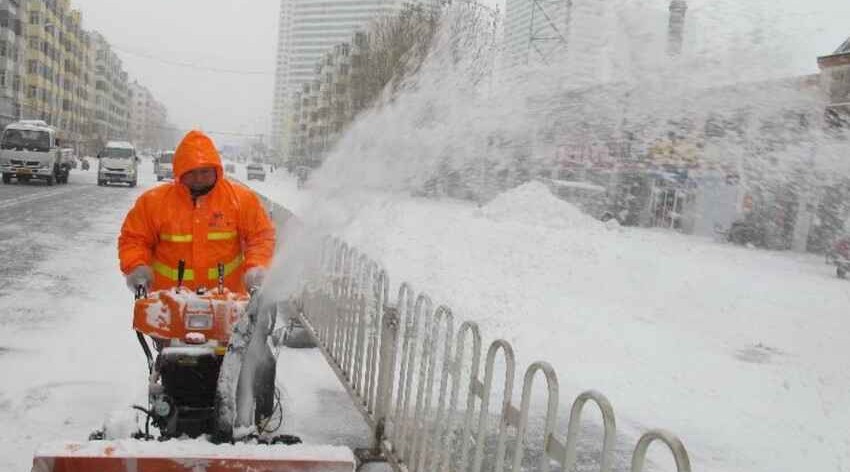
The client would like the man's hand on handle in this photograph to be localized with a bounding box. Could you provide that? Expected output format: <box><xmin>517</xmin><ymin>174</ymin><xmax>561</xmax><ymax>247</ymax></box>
<box><xmin>126</xmin><ymin>265</ymin><xmax>153</xmax><ymax>292</ymax></box>
<box><xmin>243</xmin><ymin>267</ymin><xmax>266</xmax><ymax>291</ymax></box>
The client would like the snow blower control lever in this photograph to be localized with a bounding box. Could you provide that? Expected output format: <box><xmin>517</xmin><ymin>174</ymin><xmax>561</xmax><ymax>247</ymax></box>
<box><xmin>217</xmin><ymin>262</ymin><xmax>224</xmax><ymax>292</ymax></box>
<box><xmin>177</xmin><ymin>259</ymin><xmax>186</xmax><ymax>290</ymax></box>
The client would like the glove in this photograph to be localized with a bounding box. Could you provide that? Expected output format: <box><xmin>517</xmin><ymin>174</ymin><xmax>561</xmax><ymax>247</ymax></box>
<box><xmin>125</xmin><ymin>265</ymin><xmax>153</xmax><ymax>291</ymax></box>
<box><xmin>243</xmin><ymin>267</ymin><xmax>266</xmax><ymax>290</ymax></box>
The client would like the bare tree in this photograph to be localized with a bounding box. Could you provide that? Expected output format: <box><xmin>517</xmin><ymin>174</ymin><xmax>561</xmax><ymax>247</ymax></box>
<box><xmin>352</xmin><ymin>3</ymin><xmax>441</xmax><ymax>116</ymax></box>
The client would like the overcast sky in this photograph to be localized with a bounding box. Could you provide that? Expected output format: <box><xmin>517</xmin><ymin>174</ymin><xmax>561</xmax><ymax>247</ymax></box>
<box><xmin>71</xmin><ymin>0</ymin><xmax>848</xmax><ymax>147</ymax></box>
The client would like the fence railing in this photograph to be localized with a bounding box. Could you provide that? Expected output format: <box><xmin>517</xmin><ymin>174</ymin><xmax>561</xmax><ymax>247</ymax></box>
<box><xmin>296</xmin><ymin>234</ymin><xmax>693</xmax><ymax>472</ymax></box>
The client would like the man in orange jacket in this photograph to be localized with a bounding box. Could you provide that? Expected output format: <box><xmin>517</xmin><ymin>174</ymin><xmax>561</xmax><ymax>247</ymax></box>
<box><xmin>119</xmin><ymin>130</ymin><xmax>276</xmax><ymax>293</ymax></box>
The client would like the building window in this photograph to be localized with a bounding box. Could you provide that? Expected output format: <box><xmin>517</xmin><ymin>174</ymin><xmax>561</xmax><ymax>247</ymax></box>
<box><xmin>27</xmin><ymin>85</ymin><xmax>36</xmax><ymax>98</ymax></box>
<box><xmin>29</xmin><ymin>11</ymin><xmax>39</xmax><ymax>25</ymax></box>
<box><xmin>27</xmin><ymin>59</ymin><xmax>37</xmax><ymax>74</ymax></box>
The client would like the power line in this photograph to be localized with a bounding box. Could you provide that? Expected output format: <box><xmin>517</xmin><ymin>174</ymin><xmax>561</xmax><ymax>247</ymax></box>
<box><xmin>111</xmin><ymin>44</ymin><xmax>275</xmax><ymax>76</ymax></box>
<box><xmin>148</xmin><ymin>122</ymin><xmax>266</xmax><ymax>138</ymax></box>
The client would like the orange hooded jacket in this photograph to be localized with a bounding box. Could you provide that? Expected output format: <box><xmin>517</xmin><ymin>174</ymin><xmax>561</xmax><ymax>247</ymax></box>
<box><xmin>118</xmin><ymin>130</ymin><xmax>275</xmax><ymax>293</ymax></box>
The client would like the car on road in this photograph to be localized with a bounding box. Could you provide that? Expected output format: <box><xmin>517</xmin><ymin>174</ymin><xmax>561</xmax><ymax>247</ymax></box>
<box><xmin>246</xmin><ymin>163</ymin><xmax>266</xmax><ymax>181</ymax></box>
<box><xmin>97</xmin><ymin>141</ymin><xmax>139</xmax><ymax>187</ymax></box>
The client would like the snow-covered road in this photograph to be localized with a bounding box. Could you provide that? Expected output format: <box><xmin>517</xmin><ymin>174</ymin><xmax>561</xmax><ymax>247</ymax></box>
<box><xmin>0</xmin><ymin>161</ymin><xmax>369</xmax><ymax>471</ymax></box>
<box><xmin>0</xmin><ymin>165</ymin><xmax>146</xmax><ymax>471</ymax></box>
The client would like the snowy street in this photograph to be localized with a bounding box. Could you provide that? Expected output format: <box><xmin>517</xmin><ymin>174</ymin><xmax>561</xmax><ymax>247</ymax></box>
<box><xmin>0</xmin><ymin>165</ymin><xmax>146</xmax><ymax>471</ymax></box>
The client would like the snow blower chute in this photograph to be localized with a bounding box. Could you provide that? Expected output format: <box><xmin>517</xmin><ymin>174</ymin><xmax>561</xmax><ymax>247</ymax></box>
<box><xmin>31</xmin><ymin>262</ymin><xmax>355</xmax><ymax>472</ymax></box>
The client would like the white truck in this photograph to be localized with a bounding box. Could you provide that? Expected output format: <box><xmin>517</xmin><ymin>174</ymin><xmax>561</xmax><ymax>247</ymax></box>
<box><xmin>97</xmin><ymin>141</ymin><xmax>139</xmax><ymax>187</ymax></box>
<box><xmin>154</xmin><ymin>150</ymin><xmax>174</xmax><ymax>181</ymax></box>
<box><xmin>0</xmin><ymin>120</ymin><xmax>74</xmax><ymax>185</ymax></box>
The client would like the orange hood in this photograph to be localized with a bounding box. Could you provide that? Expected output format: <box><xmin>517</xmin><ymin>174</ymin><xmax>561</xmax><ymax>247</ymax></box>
<box><xmin>173</xmin><ymin>130</ymin><xmax>223</xmax><ymax>180</ymax></box>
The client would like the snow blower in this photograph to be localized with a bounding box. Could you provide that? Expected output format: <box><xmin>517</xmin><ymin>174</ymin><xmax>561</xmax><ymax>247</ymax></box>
<box><xmin>31</xmin><ymin>261</ymin><xmax>355</xmax><ymax>472</ymax></box>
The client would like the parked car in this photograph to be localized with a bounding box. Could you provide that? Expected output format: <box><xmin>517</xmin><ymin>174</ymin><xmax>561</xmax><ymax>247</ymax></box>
<box><xmin>246</xmin><ymin>163</ymin><xmax>266</xmax><ymax>181</ymax></box>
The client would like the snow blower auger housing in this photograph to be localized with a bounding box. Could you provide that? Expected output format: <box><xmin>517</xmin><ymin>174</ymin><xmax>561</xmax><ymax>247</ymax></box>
<box><xmin>31</xmin><ymin>263</ymin><xmax>356</xmax><ymax>472</ymax></box>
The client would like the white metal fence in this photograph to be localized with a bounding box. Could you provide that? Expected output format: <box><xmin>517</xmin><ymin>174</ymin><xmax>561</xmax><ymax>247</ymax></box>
<box><xmin>296</xmin><ymin>234</ymin><xmax>693</xmax><ymax>472</ymax></box>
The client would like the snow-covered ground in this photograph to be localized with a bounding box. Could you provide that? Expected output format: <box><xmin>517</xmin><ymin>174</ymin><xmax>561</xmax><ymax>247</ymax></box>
<box><xmin>0</xmin><ymin>161</ymin><xmax>370</xmax><ymax>471</ymax></box>
<box><xmin>2</xmin><ymin>157</ymin><xmax>845</xmax><ymax>471</ymax></box>
<box><xmin>246</xmin><ymin>167</ymin><xmax>850</xmax><ymax>472</ymax></box>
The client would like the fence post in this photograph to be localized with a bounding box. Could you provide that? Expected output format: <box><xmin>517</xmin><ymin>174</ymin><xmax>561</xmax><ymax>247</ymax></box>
<box><xmin>630</xmin><ymin>429</ymin><xmax>691</xmax><ymax>472</ymax></box>
<box><xmin>372</xmin><ymin>304</ymin><xmax>400</xmax><ymax>454</ymax></box>
<box><xmin>510</xmin><ymin>362</ymin><xmax>559</xmax><ymax>472</ymax></box>
<box><xmin>563</xmin><ymin>390</ymin><xmax>617</xmax><ymax>472</ymax></box>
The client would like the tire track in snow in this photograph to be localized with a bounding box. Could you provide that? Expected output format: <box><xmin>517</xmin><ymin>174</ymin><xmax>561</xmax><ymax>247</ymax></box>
<box><xmin>0</xmin><ymin>186</ymin><xmax>80</xmax><ymax>211</ymax></box>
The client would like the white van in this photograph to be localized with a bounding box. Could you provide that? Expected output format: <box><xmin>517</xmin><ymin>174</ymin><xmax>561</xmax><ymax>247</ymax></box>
<box><xmin>97</xmin><ymin>141</ymin><xmax>138</xmax><ymax>187</ymax></box>
<box><xmin>155</xmin><ymin>150</ymin><xmax>175</xmax><ymax>181</ymax></box>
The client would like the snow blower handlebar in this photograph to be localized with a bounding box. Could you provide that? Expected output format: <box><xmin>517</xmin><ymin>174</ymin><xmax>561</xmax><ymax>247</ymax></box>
<box><xmin>133</xmin><ymin>280</ymin><xmax>154</xmax><ymax>375</ymax></box>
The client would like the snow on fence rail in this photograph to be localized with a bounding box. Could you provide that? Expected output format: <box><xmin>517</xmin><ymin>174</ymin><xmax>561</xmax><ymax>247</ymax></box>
<box><xmin>296</xmin><ymin>234</ymin><xmax>692</xmax><ymax>472</ymax></box>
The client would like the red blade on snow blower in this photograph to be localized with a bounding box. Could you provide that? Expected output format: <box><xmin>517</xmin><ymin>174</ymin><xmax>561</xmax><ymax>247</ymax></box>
<box><xmin>32</xmin><ymin>440</ymin><xmax>356</xmax><ymax>472</ymax></box>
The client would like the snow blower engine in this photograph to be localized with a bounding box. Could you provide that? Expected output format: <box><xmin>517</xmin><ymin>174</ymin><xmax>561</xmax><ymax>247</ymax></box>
<box><xmin>127</xmin><ymin>260</ymin><xmax>285</xmax><ymax>441</ymax></box>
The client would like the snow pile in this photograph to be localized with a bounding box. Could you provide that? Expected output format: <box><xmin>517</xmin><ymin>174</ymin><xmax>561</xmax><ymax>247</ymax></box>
<box><xmin>479</xmin><ymin>181</ymin><xmax>602</xmax><ymax>231</ymax></box>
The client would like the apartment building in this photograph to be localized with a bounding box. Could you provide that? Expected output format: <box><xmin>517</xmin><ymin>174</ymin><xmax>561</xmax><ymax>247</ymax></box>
<box><xmin>129</xmin><ymin>80</ymin><xmax>170</xmax><ymax>150</ymax></box>
<box><xmin>289</xmin><ymin>37</ymin><xmax>362</xmax><ymax>168</ymax></box>
<box><xmin>0</xmin><ymin>0</ymin><xmax>23</xmax><ymax>127</ymax></box>
<box><xmin>91</xmin><ymin>30</ymin><xmax>128</xmax><ymax>143</ymax></box>
<box><xmin>22</xmin><ymin>0</ymin><xmax>89</xmax><ymax>147</ymax></box>
<box><xmin>818</xmin><ymin>36</ymin><xmax>850</xmax><ymax>126</ymax></box>
<box><xmin>271</xmin><ymin>0</ymin><xmax>419</xmax><ymax>159</ymax></box>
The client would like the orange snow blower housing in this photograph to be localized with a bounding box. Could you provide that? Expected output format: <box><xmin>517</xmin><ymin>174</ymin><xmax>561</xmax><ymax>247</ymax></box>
<box><xmin>133</xmin><ymin>286</ymin><xmax>248</xmax><ymax>345</ymax></box>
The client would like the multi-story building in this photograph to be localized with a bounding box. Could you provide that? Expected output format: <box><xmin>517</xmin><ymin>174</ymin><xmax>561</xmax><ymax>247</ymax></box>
<box><xmin>0</xmin><ymin>0</ymin><xmax>23</xmax><ymax>128</ymax></box>
<box><xmin>271</xmin><ymin>0</ymin><xmax>424</xmax><ymax>161</ymax></box>
<box><xmin>90</xmin><ymin>30</ymin><xmax>128</xmax><ymax>144</ymax></box>
<box><xmin>129</xmin><ymin>80</ymin><xmax>170</xmax><ymax>150</ymax></box>
<box><xmin>128</xmin><ymin>80</ymin><xmax>149</xmax><ymax>147</ymax></box>
<box><xmin>79</xmin><ymin>28</ymin><xmax>95</xmax><ymax>154</ymax></box>
<box><xmin>289</xmin><ymin>37</ymin><xmax>363</xmax><ymax>168</ymax></box>
<box><xmin>818</xmin><ymin>36</ymin><xmax>850</xmax><ymax>126</ymax></box>
<box><xmin>21</xmin><ymin>0</ymin><xmax>89</xmax><ymax>149</ymax></box>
